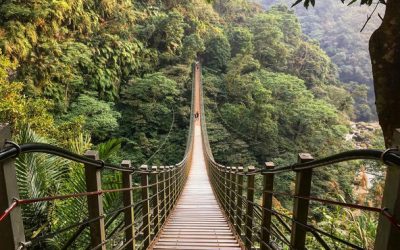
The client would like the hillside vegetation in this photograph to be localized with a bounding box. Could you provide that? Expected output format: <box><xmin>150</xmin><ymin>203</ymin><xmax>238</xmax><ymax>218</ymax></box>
<box><xmin>0</xmin><ymin>0</ymin><xmax>384</xmax><ymax>248</ymax></box>
<box><xmin>258</xmin><ymin>0</ymin><xmax>385</xmax><ymax>121</ymax></box>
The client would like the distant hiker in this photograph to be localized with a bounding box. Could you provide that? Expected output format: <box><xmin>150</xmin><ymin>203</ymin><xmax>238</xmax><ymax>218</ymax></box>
<box><xmin>194</xmin><ymin>112</ymin><xmax>199</xmax><ymax>119</ymax></box>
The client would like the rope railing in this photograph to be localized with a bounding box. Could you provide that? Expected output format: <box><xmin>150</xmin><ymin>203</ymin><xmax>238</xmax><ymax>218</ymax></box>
<box><xmin>198</xmin><ymin>64</ymin><xmax>400</xmax><ymax>249</ymax></box>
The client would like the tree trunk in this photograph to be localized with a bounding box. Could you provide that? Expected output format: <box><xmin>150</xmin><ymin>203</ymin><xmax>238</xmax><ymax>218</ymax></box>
<box><xmin>369</xmin><ymin>0</ymin><xmax>400</xmax><ymax>147</ymax></box>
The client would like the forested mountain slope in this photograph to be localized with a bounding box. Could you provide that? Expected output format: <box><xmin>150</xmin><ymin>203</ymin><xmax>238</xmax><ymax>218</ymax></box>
<box><xmin>0</xmin><ymin>0</ymin><xmax>385</xmax><ymax>248</ymax></box>
<box><xmin>256</xmin><ymin>0</ymin><xmax>385</xmax><ymax>121</ymax></box>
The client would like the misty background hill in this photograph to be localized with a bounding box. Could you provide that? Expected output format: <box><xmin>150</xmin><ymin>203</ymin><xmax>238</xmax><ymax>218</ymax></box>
<box><xmin>255</xmin><ymin>0</ymin><xmax>385</xmax><ymax>121</ymax></box>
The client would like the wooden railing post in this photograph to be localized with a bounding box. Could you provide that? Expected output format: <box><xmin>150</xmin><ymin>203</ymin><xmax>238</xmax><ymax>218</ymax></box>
<box><xmin>224</xmin><ymin>167</ymin><xmax>230</xmax><ymax>211</ymax></box>
<box><xmin>165</xmin><ymin>166</ymin><xmax>171</xmax><ymax>216</ymax></box>
<box><xmin>171</xmin><ymin>166</ymin><xmax>177</xmax><ymax>206</ymax></box>
<box><xmin>140</xmin><ymin>165</ymin><xmax>151</xmax><ymax>248</ymax></box>
<box><xmin>121</xmin><ymin>160</ymin><xmax>135</xmax><ymax>250</ymax></box>
<box><xmin>216</xmin><ymin>165</ymin><xmax>222</xmax><ymax>203</ymax></box>
<box><xmin>290</xmin><ymin>153</ymin><xmax>314</xmax><ymax>250</ymax></box>
<box><xmin>236</xmin><ymin>166</ymin><xmax>244</xmax><ymax>237</ymax></box>
<box><xmin>0</xmin><ymin>124</ymin><xmax>26</xmax><ymax>249</ymax></box>
<box><xmin>374</xmin><ymin>128</ymin><xmax>400</xmax><ymax>250</ymax></box>
<box><xmin>159</xmin><ymin>166</ymin><xmax>166</xmax><ymax>226</ymax></box>
<box><xmin>245</xmin><ymin>166</ymin><xmax>255</xmax><ymax>249</ymax></box>
<box><xmin>261</xmin><ymin>162</ymin><xmax>275</xmax><ymax>249</ymax></box>
<box><xmin>84</xmin><ymin>150</ymin><xmax>106</xmax><ymax>250</ymax></box>
<box><xmin>175</xmin><ymin>165</ymin><xmax>180</xmax><ymax>201</ymax></box>
<box><xmin>151</xmin><ymin>166</ymin><xmax>160</xmax><ymax>237</ymax></box>
<box><xmin>229</xmin><ymin>167</ymin><xmax>237</xmax><ymax>225</ymax></box>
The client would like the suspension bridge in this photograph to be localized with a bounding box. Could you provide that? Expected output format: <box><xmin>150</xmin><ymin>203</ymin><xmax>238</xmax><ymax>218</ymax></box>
<box><xmin>1</xmin><ymin>63</ymin><xmax>400</xmax><ymax>250</ymax></box>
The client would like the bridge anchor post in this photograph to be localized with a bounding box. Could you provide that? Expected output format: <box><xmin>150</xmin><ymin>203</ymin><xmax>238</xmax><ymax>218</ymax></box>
<box><xmin>374</xmin><ymin>128</ymin><xmax>400</xmax><ymax>250</ymax></box>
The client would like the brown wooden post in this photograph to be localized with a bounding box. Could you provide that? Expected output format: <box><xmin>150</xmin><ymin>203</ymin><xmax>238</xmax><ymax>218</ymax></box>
<box><xmin>214</xmin><ymin>165</ymin><xmax>221</xmax><ymax>201</ymax></box>
<box><xmin>151</xmin><ymin>166</ymin><xmax>160</xmax><ymax>237</ymax></box>
<box><xmin>84</xmin><ymin>150</ymin><xmax>106</xmax><ymax>250</ymax></box>
<box><xmin>374</xmin><ymin>128</ymin><xmax>400</xmax><ymax>250</ymax></box>
<box><xmin>158</xmin><ymin>166</ymin><xmax>166</xmax><ymax>226</ymax></box>
<box><xmin>229</xmin><ymin>167</ymin><xmax>237</xmax><ymax>225</ymax></box>
<box><xmin>140</xmin><ymin>165</ymin><xmax>151</xmax><ymax>248</ymax></box>
<box><xmin>0</xmin><ymin>124</ymin><xmax>26</xmax><ymax>249</ymax></box>
<box><xmin>290</xmin><ymin>153</ymin><xmax>314</xmax><ymax>250</ymax></box>
<box><xmin>245</xmin><ymin>166</ymin><xmax>255</xmax><ymax>250</ymax></box>
<box><xmin>224</xmin><ymin>167</ymin><xmax>230</xmax><ymax>211</ymax></box>
<box><xmin>174</xmin><ymin>165</ymin><xmax>179</xmax><ymax>203</ymax></box>
<box><xmin>165</xmin><ymin>166</ymin><xmax>171</xmax><ymax>216</ymax></box>
<box><xmin>261</xmin><ymin>162</ymin><xmax>275</xmax><ymax>250</ymax></box>
<box><xmin>121</xmin><ymin>160</ymin><xmax>135</xmax><ymax>250</ymax></box>
<box><xmin>171</xmin><ymin>166</ymin><xmax>177</xmax><ymax>206</ymax></box>
<box><xmin>236</xmin><ymin>166</ymin><xmax>244</xmax><ymax>237</ymax></box>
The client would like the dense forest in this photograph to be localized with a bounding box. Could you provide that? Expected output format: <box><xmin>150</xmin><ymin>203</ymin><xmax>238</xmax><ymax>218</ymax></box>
<box><xmin>0</xmin><ymin>0</ymin><xmax>386</xmax><ymax>248</ymax></box>
<box><xmin>258</xmin><ymin>0</ymin><xmax>384</xmax><ymax>121</ymax></box>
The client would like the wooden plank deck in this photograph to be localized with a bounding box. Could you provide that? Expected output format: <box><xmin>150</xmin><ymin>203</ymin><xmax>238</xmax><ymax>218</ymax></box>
<box><xmin>151</xmin><ymin>124</ymin><xmax>241</xmax><ymax>249</ymax></box>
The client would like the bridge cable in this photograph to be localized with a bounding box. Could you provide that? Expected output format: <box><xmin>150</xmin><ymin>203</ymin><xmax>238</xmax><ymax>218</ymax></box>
<box><xmin>142</xmin><ymin>106</ymin><xmax>175</xmax><ymax>166</ymax></box>
<box><xmin>212</xmin><ymin>95</ymin><xmax>263</xmax><ymax>145</ymax></box>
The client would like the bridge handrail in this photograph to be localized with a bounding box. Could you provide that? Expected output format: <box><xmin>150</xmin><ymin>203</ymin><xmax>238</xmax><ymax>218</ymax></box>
<box><xmin>0</xmin><ymin>63</ymin><xmax>198</xmax><ymax>249</ymax></box>
<box><xmin>198</xmin><ymin>65</ymin><xmax>400</xmax><ymax>249</ymax></box>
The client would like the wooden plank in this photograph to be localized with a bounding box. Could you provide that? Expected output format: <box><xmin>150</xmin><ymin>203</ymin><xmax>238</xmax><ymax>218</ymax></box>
<box><xmin>151</xmin><ymin>124</ymin><xmax>240</xmax><ymax>249</ymax></box>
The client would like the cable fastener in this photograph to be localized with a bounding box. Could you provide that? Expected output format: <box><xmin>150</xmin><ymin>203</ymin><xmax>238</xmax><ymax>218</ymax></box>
<box><xmin>380</xmin><ymin>148</ymin><xmax>397</xmax><ymax>165</ymax></box>
<box><xmin>5</xmin><ymin>140</ymin><xmax>21</xmax><ymax>157</ymax></box>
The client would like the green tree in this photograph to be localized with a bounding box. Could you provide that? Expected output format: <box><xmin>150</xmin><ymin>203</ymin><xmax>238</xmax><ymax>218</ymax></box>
<box><xmin>291</xmin><ymin>0</ymin><xmax>400</xmax><ymax>146</ymax></box>
<box><xmin>227</xmin><ymin>26</ymin><xmax>253</xmax><ymax>56</ymax></box>
<box><xmin>203</xmin><ymin>33</ymin><xmax>231</xmax><ymax>72</ymax></box>
<box><xmin>64</xmin><ymin>94</ymin><xmax>121</xmax><ymax>142</ymax></box>
<box><xmin>119</xmin><ymin>73</ymin><xmax>183</xmax><ymax>164</ymax></box>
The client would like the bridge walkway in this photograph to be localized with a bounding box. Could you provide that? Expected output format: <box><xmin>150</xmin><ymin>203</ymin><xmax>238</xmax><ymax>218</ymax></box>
<box><xmin>151</xmin><ymin>65</ymin><xmax>241</xmax><ymax>250</ymax></box>
<box><xmin>152</xmin><ymin>126</ymin><xmax>241</xmax><ymax>249</ymax></box>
